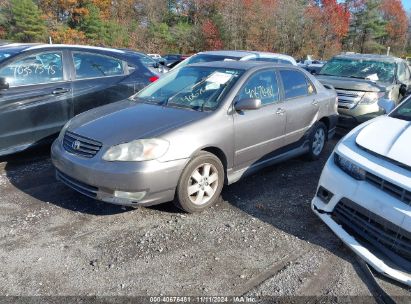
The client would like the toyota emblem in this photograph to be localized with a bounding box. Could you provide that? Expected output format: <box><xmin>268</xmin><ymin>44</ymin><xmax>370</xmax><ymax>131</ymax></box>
<box><xmin>72</xmin><ymin>140</ymin><xmax>81</xmax><ymax>150</ymax></box>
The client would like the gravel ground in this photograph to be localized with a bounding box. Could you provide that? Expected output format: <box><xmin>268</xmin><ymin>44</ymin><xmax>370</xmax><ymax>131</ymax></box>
<box><xmin>0</xmin><ymin>138</ymin><xmax>410</xmax><ymax>302</ymax></box>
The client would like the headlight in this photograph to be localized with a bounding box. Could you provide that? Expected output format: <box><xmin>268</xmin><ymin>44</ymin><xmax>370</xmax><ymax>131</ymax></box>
<box><xmin>334</xmin><ymin>153</ymin><xmax>366</xmax><ymax>180</ymax></box>
<box><xmin>102</xmin><ymin>138</ymin><xmax>169</xmax><ymax>162</ymax></box>
<box><xmin>359</xmin><ymin>92</ymin><xmax>385</xmax><ymax>105</ymax></box>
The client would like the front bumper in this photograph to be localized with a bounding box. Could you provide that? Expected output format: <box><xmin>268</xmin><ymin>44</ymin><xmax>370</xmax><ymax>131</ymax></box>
<box><xmin>312</xmin><ymin>155</ymin><xmax>411</xmax><ymax>286</ymax></box>
<box><xmin>51</xmin><ymin>139</ymin><xmax>188</xmax><ymax>206</ymax></box>
<box><xmin>338</xmin><ymin>104</ymin><xmax>385</xmax><ymax>129</ymax></box>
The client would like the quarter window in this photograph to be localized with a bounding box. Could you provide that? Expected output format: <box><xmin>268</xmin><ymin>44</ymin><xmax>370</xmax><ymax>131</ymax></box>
<box><xmin>0</xmin><ymin>52</ymin><xmax>64</xmax><ymax>87</ymax></box>
<box><xmin>73</xmin><ymin>52</ymin><xmax>124</xmax><ymax>79</ymax></box>
<box><xmin>238</xmin><ymin>70</ymin><xmax>279</xmax><ymax>105</ymax></box>
<box><xmin>398</xmin><ymin>63</ymin><xmax>410</xmax><ymax>83</ymax></box>
<box><xmin>280</xmin><ymin>70</ymin><xmax>309</xmax><ymax>99</ymax></box>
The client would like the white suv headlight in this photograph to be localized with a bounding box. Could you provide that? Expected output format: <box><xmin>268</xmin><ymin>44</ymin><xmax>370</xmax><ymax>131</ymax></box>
<box><xmin>103</xmin><ymin>139</ymin><xmax>169</xmax><ymax>162</ymax></box>
<box><xmin>334</xmin><ymin>153</ymin><xmax>366</xmax><ymax>180</ymax></box>
<box><xmin>359</xmin><ymin>92</ymin><xmax>385</xmax><ymax>105</ymax></box>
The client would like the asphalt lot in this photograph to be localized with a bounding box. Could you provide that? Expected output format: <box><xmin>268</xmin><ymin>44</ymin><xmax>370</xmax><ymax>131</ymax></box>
<box><xmin>0</xmin><ymin>137</ymin><xmax>410</xmax><ymax>302</ymax></box>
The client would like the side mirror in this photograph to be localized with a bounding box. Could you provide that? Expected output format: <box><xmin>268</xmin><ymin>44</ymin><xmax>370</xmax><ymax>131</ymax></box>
<box><xmin>399</xmin><ymin>84</ymin><xmax>407</xmax><ymax>96</ymax></box>
<box><xmin>378</xmin><ymin>99</ymin><xmax>395</xmax><ymax>114</ymax></box>
<box><xmin>234</xmin><ymin>98</ymin><xmax>262</xmax><ymax>111</ymax></box>
<box><xmin>0</xmin><ymin>77</ymin><xmax>9</xmax><ymax>90</ymax></box>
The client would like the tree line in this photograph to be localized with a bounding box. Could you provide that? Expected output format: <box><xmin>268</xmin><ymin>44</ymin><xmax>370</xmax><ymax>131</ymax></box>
<box><xmin>0</xmin><ymin>0</ymin><xmax>410</xmax><ymax>59</ymax></box>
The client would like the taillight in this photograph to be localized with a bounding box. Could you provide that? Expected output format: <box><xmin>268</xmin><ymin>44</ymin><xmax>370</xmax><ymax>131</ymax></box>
<box><xmin>149</xmin><ymin>76</ymin><xmax>159</xmax><ymax>83</ymax></box>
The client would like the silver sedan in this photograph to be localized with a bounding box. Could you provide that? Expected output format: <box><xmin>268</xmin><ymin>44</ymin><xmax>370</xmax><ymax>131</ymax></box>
<box><xmin>52</xmin><ymin>61</ymin><xmax>338</xmax><ymax>212</ymax></box>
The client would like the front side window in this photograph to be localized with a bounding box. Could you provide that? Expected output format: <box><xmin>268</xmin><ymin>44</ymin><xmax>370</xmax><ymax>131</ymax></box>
<box><xmin>73</xmin><ymin>52</ymin><xmax>124</xmax><ymax>79</ymax></box>
<box><xmin>397</xmin><ymin>63</ymin><xmax>410</xmax><ymax>83</ymax></box>
<box><xmin>280</xmin><ymin>69</ymin><xmax>309</xmax><ymax>99</ymax></box>
<box><xmin>319</xmin><ymin>57</ymin><xmax>395</xmax><ymax>83</ymax></box>
<box><xmin>0</xmin><ymin>51</ymin><xmax>63</xmax><ymax>87</ymax></box>
<box><xmin>133</xmin><ymin>66</ymin><xmax>243</xmax><ymax>111</ymax></box>
<box><xmin>238</xmin><ymin>70</ymin><xmax>279</xmax><ymax>105</ymax></box>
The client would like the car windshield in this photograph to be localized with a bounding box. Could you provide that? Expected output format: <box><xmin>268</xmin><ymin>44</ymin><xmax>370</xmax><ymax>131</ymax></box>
<box><xmin>172</xmin><ymin>54</ymin><xmax>239</xmax><ymax>70</ymax></box>
<box><xmin>390</xmin><ymin>96</ymin><xmax>411</xmax><ymax>121</ymax></box>
<box><xmin>318</xmin><ymin>58</ymin><xmax>395</xmax><ymax>83</ymax></box>
<box><xmin>132</xmin><ymin>66</ymin><xmax>243</xmax><ymax>111</ymax></box>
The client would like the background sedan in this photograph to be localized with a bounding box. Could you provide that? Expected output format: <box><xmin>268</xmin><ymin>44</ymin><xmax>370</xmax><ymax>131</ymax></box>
<box><xmin>0</xmin><ymin>43</ymin><xmax>160</xmax><ymax>156</ymax></box>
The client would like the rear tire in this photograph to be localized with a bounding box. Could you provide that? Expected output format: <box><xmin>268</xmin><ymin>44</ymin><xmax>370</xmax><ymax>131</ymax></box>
<box><xmin>305</xmin><ymin>122</ymin><xmax>327</xmax><ymax>161</ymax></box>
<box><xmin>174</xmin><ymin>151</ymin><xmax>224</xmax><ymax>213</ymax></box>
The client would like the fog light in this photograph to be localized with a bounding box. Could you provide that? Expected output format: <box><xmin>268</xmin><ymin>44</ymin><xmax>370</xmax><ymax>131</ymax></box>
<box><xmin>316</xmin><ymin>186</ymin><xmax>333</xmax><ymax>203</ymax></box>
<box><xmin>114</xmin><ymin>190</ymin><xmax>146</xmax><ymax>201</ymax></box>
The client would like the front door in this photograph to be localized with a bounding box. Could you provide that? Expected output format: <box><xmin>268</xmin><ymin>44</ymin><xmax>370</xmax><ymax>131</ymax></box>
<box><xmin>0</xmin><ymin>50</ymin><xmax>72</xmax><ymax>154</ymax></box>
<box><xmin>233</xmin><ymin>69</ymin><xmax>286</xmax><ymax>170</ymax></box>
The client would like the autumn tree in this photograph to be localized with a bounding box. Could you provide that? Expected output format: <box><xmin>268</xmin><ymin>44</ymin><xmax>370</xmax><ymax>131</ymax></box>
<box><xmin>380</xmin><ymin>0</ymin><xmax>408</xmax><ymax>54</ymax></box>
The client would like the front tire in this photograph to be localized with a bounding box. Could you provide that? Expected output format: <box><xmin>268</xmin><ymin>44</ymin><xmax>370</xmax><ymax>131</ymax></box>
<box><xmin>305</xmin><ymin>122</ymin><xmax>327</xmax><ymax>161</ymax></box>
<box><xmin>174</xmin><ymin>151</ymin><xmax>224</xmax><ymax>213</ymax></box>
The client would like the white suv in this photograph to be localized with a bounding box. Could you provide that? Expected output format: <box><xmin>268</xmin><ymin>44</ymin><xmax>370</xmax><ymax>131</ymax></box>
<box><xmin>312</xmin><ymin>95</ymin><xmax>411</xmax><ymax>286</ymax></box>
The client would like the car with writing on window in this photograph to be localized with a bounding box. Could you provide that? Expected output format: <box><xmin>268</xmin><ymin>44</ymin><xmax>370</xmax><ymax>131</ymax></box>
<box><xmin>0</xmin><ymin>43</ymin><xmax>160</xmax><ymax>157</ymax></box>
<box><xmin>316</xmin><ymin>53</ymin><xmax>411</xmax><ymax>129</ymax></box>
<box><xmin>312</xmin><ymin>95</ymin><xmax>411</xmax><ymax>286</ymax></box>
<box><xmin>52</xmin><ymin>61</ymin><xmax>338</xmax><ymax>212</ymax></box>
<box><xmin>172</xmin><ymin>50</ymin><xmax>297</xmax><ymax>71</ymax></box>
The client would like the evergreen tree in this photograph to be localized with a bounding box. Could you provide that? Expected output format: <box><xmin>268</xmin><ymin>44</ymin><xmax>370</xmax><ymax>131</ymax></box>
<box><xmin>346</xmin><ymin>0</ymin><xmax>387</xmax><ymax>53</ymax></box>
<box><xmin>9</xmin><ymin>0</ymin><xmax>46</xmax><ymax>42</ymax></box>
<box><xmin>79</xmin><ymin>4</ymin><xmax>104</xmax><ymax>42</ymax></box>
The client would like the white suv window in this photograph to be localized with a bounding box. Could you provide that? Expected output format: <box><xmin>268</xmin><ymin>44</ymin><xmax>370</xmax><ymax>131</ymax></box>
<box><xmin>73</xmin><ymin>52</ymin><xmax>124</xmax><ymax>79</ymax></box>
<box><xmin>0</xmin><ymin>51</ymin><xmax>64</xmax><ymax>87</ymax></box>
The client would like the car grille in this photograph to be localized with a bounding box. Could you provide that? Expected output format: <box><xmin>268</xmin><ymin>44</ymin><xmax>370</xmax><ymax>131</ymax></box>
<box><xmin>335</xmin><ymin>89</ymin><xmax>365</xmax><ymax>109</ymax></box>
<box><xmin>56</xmin><ymin>169</ymin><xmax>98</xmax><ymax>198</ymax></box>
<box><xmin>333</xmin><ymin>198</ymin><xmax>411</xmax><ymax>271</ymax></box>
<box><xmin>365</xmin><ymin>172</ymin><xmax>411</xmax><ymax>206</ymax></box>
<box><xmin>63</xmin><ymin>131</ymin><xmax>102</xmax><ymax>158</ymax></box>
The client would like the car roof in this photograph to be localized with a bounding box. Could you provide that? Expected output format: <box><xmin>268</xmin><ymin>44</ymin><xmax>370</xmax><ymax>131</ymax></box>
<box><xmin>0</xmin><ymin>43</ymin><xmax>128</xmax><ymax>55</ymax></box>
<box><xmin>333</xmin><ymin>53</ymin><xmax>403</xmax><ymax>64</ymax></box>
<box><xmin>196</xmin><ymin>50</ymin><xmax>297</xmax><ymax>64</ymax></box>
<box><xmin>188</xmin><ymin>60</ymin><xmax>298</xmax><ymax>70</ymax></box>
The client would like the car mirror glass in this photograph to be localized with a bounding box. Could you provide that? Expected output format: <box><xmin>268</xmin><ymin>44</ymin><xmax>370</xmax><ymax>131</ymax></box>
<box><xmin>0</xmin><ymin>77</ymin><xmax>9</xmax><ymax>90</ymax></box>
<box><xmin>234</xmin><ymin>98</ymin><xmax>262</xmax><ymax>111</ymax></box>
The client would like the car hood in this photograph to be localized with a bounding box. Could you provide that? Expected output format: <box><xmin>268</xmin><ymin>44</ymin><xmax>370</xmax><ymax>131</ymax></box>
<box><xmin>356</xmin><ymin>116</ymin><xmax>411</xmax><ymax>168</ymax></box>
<box><xmin>68</xmin><ymin>100</ymin><xmax>206</xmax><ymax>146</ymax></box>
<box><xmin>316</xmin><ymin>75</ymin><xmax>387</xmax><ymax>92</ymax></box>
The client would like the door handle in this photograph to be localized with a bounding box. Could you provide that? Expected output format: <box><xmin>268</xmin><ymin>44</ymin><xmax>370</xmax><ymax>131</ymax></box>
<box><xmin>276</xmin><ymin>108</ymin><xmax>285</xmax><ymax>115</ymax></box>
<box><xmin>312</xmin><ymin>100</ymin><xmax>319</xmax><ymax>106</ymax></box>
<box><xmin>52</xmin><ymin>88</ymin><xmax>71</xmax><ymax>95</ymax></box>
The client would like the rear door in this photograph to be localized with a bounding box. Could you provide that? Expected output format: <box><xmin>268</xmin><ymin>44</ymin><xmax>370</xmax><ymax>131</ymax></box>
<box><xmin>0</xmin><ymin>50</ymin><xmax>72</xmax><ymax>153</ymax></box>
<box><xmin>233</xmin><ymin>69</ymin><xmax>286</xmax><ymax>170</ymax></box>
<box><xmin>70</xmin><ymin>51</ymin><xmax>136</xmax><ymax>116</ymax></box>
<box><xmin>278</xmin><ymin>69</ymin><xmax>319</xmax><ymax>146</ymax></box>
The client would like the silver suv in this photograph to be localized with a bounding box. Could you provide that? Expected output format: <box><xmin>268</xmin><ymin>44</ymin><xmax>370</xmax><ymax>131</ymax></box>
<box><xmin>317</xmin><ymin>53</ymin><xmax>411</xmax><ymax>129</ymax></box>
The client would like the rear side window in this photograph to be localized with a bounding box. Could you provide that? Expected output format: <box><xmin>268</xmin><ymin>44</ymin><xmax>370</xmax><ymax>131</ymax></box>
<box><xmin>238</xmin><ymin>70</ymin><xmax>279</xmax><ymax>105</ymax></box>
<box><xmin>0</xmin><ymin>51</ymin><xmax>64</xmax><ymax>87</ymax></box>
<box><xmin>279</xmin><ymin>69</ymin><xmax>310</xmax><ymax>99</ymax></box>
<box><xmin>73</xmin><ymin>52</ymin><xmax>124</xmax><ymax>79</ymax></box>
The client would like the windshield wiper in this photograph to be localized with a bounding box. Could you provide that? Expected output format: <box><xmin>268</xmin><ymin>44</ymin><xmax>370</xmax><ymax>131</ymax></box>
<box><xmin>347</xmin><ymin>75</ymin><xmax>366</xmax><ymax>79</ymax></box>
<box><xmin>317</xmin><ymin>73</ymin><xmax>336</xmax><ymax>77</ymax></box>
